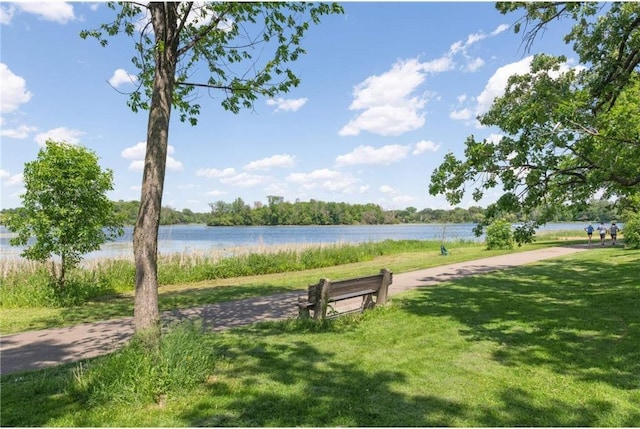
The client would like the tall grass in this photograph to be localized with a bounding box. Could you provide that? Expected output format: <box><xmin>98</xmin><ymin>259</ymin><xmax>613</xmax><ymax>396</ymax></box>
<box><xmin>69</xmin><ymin>321</ymin><xmax>215</xmax><ymax>406</ymax></box>
<box><xmin>0</xmin><ymin>240</ymin><xmax>444</xmax><ymax>308</ymax></box>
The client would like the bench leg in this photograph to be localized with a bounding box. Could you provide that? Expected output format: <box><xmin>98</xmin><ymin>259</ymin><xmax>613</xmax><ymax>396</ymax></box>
<box><xmin>298</xmin><ymin>297</ymin><xmax>311</xmax><ymax>319</ymax></box>
<box><xmin>299</xmin><ymin>307</ymin><xmax>310</xmax><ymax>319</ymax></box>
<box><xmin>362</xmin><ymin>294</ymin><xmax>375</xmax><ymax>311</ymax></box>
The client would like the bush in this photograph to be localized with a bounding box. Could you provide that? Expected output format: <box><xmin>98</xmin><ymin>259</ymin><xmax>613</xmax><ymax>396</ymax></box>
<box><xmin>485</xmin><ymin>219</ymin><xmax>514</xmax><ymax>250</ymax></box>
<box><xmin>621</xmin><ymin>210</ymin><xmax>640</xmax><ymax>249</ymax></box>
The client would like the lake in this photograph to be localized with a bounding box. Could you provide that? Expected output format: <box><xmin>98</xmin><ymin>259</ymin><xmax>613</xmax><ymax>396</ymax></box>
<box><xmin>0</xmin><ymin>223</ymin><xmax>586</xmax><ymax>259</ymax></box>
<box><xmin>0</xmin><ymin>222</ymin><xmax>595</xmax><ymax>261</ymax></box>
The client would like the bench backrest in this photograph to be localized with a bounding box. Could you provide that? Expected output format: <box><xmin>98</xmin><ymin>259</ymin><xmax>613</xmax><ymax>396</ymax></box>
<box><xmin>307</xmin><ymin>270</ymin><xmax>392</xmax><ymax>303</ymax></box>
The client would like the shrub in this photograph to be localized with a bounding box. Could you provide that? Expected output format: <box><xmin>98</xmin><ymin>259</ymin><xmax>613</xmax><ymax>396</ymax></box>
<box><xmin>485</xmin><ymin>219</ymin><xmax>514</xmax><ymax>250</ymax></box>
<box><xmin>621</xmin><ymin>210</ymin><xmax>640</xmax><ymax>249</ymax></box>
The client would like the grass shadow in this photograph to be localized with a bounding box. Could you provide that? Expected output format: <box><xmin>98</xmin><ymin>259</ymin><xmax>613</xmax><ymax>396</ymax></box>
<box><xmin>176</xmin><ymin>331</ymin><xmax>472</xmax><ymax>427</ymax></box>
<box><xmin>399</xmin><ymin>249</ymin><xmax>640</xmax><ymax>390</ymax></box>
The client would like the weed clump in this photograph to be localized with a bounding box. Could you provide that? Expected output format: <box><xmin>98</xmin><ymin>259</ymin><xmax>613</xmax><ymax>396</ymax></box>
<box><xmin>70</xmin><ymin>321</ymin><xmax>215</xmax><ymax>406</ymax></box>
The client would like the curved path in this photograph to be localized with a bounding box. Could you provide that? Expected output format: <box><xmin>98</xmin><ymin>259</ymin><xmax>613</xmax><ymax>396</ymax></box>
<box><xmin>0</xmin><ymin>245</ymin><xmax>588</xmax><ymax>375</ymax></box>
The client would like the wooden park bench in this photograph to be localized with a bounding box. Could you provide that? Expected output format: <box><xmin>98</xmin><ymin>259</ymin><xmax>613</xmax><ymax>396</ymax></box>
<box><xmin>298</xmin><ymin>268</ymin><xmax>393</xmax><ymax>319</ymax></box>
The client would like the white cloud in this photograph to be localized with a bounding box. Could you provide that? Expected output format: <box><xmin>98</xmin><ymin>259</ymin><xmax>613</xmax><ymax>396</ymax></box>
<box><xmin>287</xmin><ymin>169</ymin><xmax>360</xmax><ymax>193</ymax></box>
<box><xmin>34</xmin><ymin>127</ymin><xmax>85</xmax><ymax>146</ymax></box>
<box><xmin>466</xmin><ymin>57</ymin><xmax>485</xmax><ymax>72</ymax></box>
<box><xmin>339</xmin><ymin>58</ymin><xmax>445</xmax><ymax>137</ymax></box>
<box><xmin>108</xmin><ymin>69</ymin><xmax>138</xmax><ymax>88</ymax></box>
<box><xmin>0</xmin><ymin>5</ymin><xmax>15</xmax><ymax>24</ymax></box>
<box><xmin>380</xmin><ymin>185</ymin><xmax>399</xmax><ymax>195</ymax></box>
<box><xmin>1</xmin><ymin>172</ymin><xmax>24</xmax><ymax>188</ymax></box>
<box><xmin>413</xmin><ymin>140</ymin><xmax>440</xmax><ymax>155</ymax></box>
<box><xmin>220</xmin><ymin>172</ymin><xmax>268</xmax><ymax>187</ymax></box>
<box><xmin>166</xmin><ymin>156</ymin><xmax>184</xmax><ymax>171</ymax></box>
<box><xmin>448</xmin><ymin>25</ymin><xmax>508</xmax><ymax>73</ymax></box>
<box><xmin>1</xmin><ymin>124</ymin><xmax>37</xmax><ymax>139</ymax></box>
<box><xmin>244</xmin><ymin>154</ymin><xmax>295</xmax><ymax>171</ymax></box>
<box><xmin>336</xmin><ymin>144</ymin><xmax>410</xmax><ymax>167</ymax></box>
<box><xmin>449</xmin><ymin>56</ymin><xmax>534</xmax><ymax>124</ymax></box>
<box><xmin>195</xmin><ymin>167</ymin><xmax>236</xmax><ymax>178</ymax></box>
<box><xmin>11</xmin><ymin>2</ymin><xmax>76</xmax><ymax>24</ymax></box>
<box><xmin>266</xmin><ymin>97</ymin><xmax>308</xmax><ymax>112</ymax></box>
<box><xmin>449</xmin><ymin>28</ymin><xmax>493</xmax><ymax>56</ymax></box>
<box><xmin>475</xmin><ymin>56</ymin><xmax>534</xmax><ymax>115</ymax></box>
<box><xmin>121</xmin><ymin>142</ymin><xmax>146</xmax><ymax>160</ymax></box>
<box><xmin>128</xmin><ymin>160</ymin><xmax>145</xmax><ymax>172</ymax></box>
<box><xmin>340</xmin><ymin>104</ymin><xmax>426</xmax><ymax>137</ymax></box>
<box><xmin>339</xmin><ymin>23</ymin><xmax>509</xmax><ymax>138</ymax></box>
<box><xmin>205</xmin><ymin>189</ymin><xmax>227</xmax><ymax>196</ymax></box>
<box><xmin>0</xmin><ymin>63</ymin><xmax>33</xmax><ymax>114</ymax></box>
<box><xmin>466</xmin><ymin>31</ymin><xmax>486</xmax><ymax>46</ymax></box>
<box><xmin>491</xmin><ymin>24</ymin><xmax>510</xmax><ymax>36</ymax></box>
<box><xmin>421</xmin><ymin>56</ymin><xmax>455</xmax><ymax>73</ymax></box>
<box><xmin>122</xmin><ymin>141</ymin><xmax>183</xmax><ymax>171</ymax></box>
<box><xmin>348</xmin><ymin>59</ymin><xmax>428</xmax><ymax>110</ymax></box>
<box><xmin>449</xmin><ymin>108</ymin><xmax>473</xmax><ymax>120</ymax></box>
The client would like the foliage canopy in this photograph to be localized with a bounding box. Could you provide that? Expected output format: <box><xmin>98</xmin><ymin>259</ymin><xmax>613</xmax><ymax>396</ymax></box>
<box><xmin>429</xmin><ymin>2</ymin><xmax>640</xmax><ymax>242</ymax></box>
<box><xmin>7</xmin><ymin>141</ymin><xmax>123</xmax><ymax>286</ymax></box>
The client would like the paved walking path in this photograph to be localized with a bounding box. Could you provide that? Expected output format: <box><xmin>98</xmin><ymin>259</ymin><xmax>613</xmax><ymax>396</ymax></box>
<box><xmin>0</xmin><ymin>245</ymin><xmax>588</xmax><ymax>375</ymax></box>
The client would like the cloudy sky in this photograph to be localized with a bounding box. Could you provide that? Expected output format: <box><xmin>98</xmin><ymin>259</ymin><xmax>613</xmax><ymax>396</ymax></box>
<box><xmin>0</xmin><ymin>2</ymin><xmax>575</xmax><ymax>213</ymax></box>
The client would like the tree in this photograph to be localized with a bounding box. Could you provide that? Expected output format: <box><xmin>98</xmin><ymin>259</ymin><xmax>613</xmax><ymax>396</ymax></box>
<box><xmin>82</xmin><ymin>2</ymin><xmax>343</xmax><ymax>335</ymax></box>
<box><xmin>6</xmin><ymin>140</ymin><xmax>123</xmax><ymax>287</ymax></box>
<box><xmin>429</xmin><ymin>2</ymin><xmax>640</xmax><ymax>242</ymax></box>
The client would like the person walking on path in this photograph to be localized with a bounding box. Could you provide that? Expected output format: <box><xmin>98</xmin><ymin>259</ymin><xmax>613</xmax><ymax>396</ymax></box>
<box><xmin>584</xmin><ymin>223</ymin><xmax>594</xmax><ymax>245</ymax></box>
<box><xmin>609</xmin><ymin>222</ymin><xmax>621</xmax><ymax>246</ymax></box>
<box><xmin>597</xmin><ymin>222</ymin><xmax>608</xmax><ymax>246</ymax></box>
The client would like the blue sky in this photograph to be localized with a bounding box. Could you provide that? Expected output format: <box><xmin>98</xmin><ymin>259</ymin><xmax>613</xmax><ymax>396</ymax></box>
<box><xmin>0</xmin><ymin>1</ymin><xmax>577</xmax><ymax>213</ymax></box>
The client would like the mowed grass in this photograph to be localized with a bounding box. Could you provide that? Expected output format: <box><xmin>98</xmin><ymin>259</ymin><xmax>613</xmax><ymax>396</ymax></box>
<box><xmin>1</xmin><ymin>246</ymin><xmax>638</xmax><ymax>426</ymax></box>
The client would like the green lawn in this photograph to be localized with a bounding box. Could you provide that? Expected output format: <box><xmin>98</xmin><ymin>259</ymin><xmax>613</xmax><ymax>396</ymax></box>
<box><xmin>1</xmin><ymin>246</ymin><xmax>638</xmax><ymax>426</ymax></box>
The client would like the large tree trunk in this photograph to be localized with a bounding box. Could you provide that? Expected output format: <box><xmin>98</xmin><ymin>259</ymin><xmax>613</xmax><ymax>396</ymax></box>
<box><xmin>133</xmin><ymin>2</ymin><xmax>179</xmax><ymax>335</ymax></box>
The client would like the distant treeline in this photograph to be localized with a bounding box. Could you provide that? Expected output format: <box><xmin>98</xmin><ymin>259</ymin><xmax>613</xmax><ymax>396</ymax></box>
<box><xmin>1</xmin><ymin>197</ymin><xmax>621</xmax><ymax>227</ymax></box>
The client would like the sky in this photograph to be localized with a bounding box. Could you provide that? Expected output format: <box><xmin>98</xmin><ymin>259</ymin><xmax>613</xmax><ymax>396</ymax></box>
<box><xmin>0</xmin><ymin>1</ymin><xmax>578</xmax><ymax>213</ymax></box>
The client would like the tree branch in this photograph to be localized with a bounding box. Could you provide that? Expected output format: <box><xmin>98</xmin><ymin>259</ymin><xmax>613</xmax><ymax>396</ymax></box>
<box><xmin>175</xmin><ymin>81</ymin><xmax>242</xmax><ymax>91</ymax></box>
<box><xmin>176</xmin><ymin>3</ymin><xmax>234</xmax><ymax>57</ymax></box>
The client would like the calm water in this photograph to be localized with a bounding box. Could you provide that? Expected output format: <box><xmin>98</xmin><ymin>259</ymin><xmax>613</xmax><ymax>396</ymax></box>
<box><xmin>0</xmin><ymin>222</ymin><xmax>598</xmax><ymax>261</ymax></box>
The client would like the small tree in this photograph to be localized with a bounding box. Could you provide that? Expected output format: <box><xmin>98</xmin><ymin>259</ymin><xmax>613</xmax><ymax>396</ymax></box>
<box><xmin>7</xmin><ymin>140</ymin><xmax>124</xmax><ymax>287</ymax></box>
<box><xmin>485</xmin><ymin>218</ymin><xmax>514</xmax><ymax>250</ymax></box>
